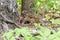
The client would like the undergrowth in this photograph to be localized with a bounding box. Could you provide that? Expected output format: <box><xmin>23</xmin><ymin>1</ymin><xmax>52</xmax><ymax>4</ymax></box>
<box><xmin>34</xmin><ymin>0</ymin><xmax>60</xmax><ymax>13</ymax></box>
<box><xmin>2</xmin><ymin>23</ymin><xmax>60</xmax><ymax>40</ymax></box>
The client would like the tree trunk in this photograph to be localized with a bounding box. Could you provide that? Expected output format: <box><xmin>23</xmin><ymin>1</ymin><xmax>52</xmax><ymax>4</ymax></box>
<box><xmin>22</xmin><ymin>0</ymin><xmax>34</xmax><ymax>16</ymax></box>
<box><xmin>0</xmin><ymin>0</ymin><xmax>20</xmax><ymax>33</ymax></box>
<box><xmin>21</xmin><ymin>0</ymin><xmax>41</xmax><ymax>25</ymax></box>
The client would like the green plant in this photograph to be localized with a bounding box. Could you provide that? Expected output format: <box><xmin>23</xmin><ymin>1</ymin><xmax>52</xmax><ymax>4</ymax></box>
<box><xmin>51</xmin><ymin>19</ymin><xmax>60</xmax><ymax>24</ymax></box>
<box><xmin>34</xmin><ymin>23</ymin><xmax>60</xmax><ymax>40</ymax></box>
<box><xmin>34</xmin><ymin>0</ymin><xmax>60</xmax><ymax>13</ymax></box>
<box><xmin>34</xmin><ymin>0</ymin><xmax>45</xmax><ymax>13</ymax></box>
<box><xmin>2</xmin><ymin>23</ymin><xmax>60</xmax><ymax>40</ymax></box>
<box><xmin>2</xmin><ymin>27</ymin><xmax>31</xmax><ymax>40</ymax></box>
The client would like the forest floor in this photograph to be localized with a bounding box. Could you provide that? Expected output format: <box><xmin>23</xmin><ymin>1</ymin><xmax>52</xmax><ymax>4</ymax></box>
<box><xmin>0</xmin><ymin>0</ymin><xmax>60</xmax><ymax>40</ymax></box>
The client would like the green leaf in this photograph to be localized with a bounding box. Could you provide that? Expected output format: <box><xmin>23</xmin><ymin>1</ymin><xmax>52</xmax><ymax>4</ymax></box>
<box><xmin>20</xmin><ymin>28</ymin><xmax>31</xmax><ymax>36</ymax></box>
<box><xmin>51</xmin><ymin>19</ymin><xmax>60</xmax><ymax>24</ymax></box>
<box><xmin>14</xmin><ymin>28</ymin><xmax>21</xmax><ymax>36</ymax></box>
<box><xmin>10</xmin><ymin>37</ymin><xmax>15</xmax><ymax>40</ymax></box>
<box><xmin>24</xmin><ymin>34</ymin><xmax>32</xmax><ymax>40</ymax></box>
<box><xmin>5</xmin><ymin>30</ymin><xmax>14</xmax><ymax>40</ymax></box>
<box><xmin>45</xmin><ymin>15</ymin><xmax>51</xmax><ymax>20</ymax></box>
<box><xmin>34</xmin><ymin>23</ymin><xmax>42</xmax><ymax>28</ymax></box>
<box><xmin>53</xmin><ymin>38</ymin><xmax>60</xmax><ymax>40</ymax></box>
<box><xmin>48</xmin><ymin>34</ymin><xmax>56</xmax><ymax>40</ymax></box>
<box><xmin>38</xmin><ymin>27</ymin><xmax>51</xmax><ymax>37</ymax></box>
